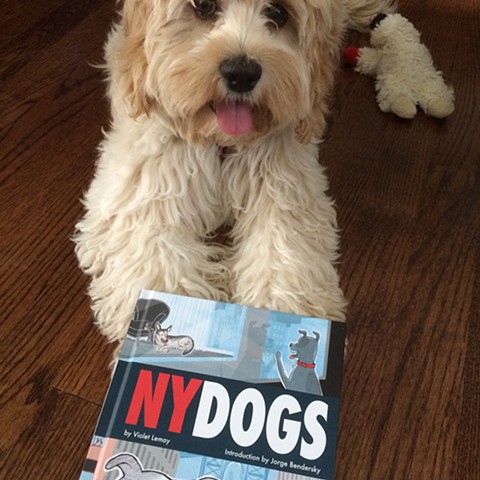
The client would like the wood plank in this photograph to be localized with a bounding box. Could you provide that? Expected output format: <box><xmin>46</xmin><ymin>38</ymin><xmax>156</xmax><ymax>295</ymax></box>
<box><xmin>0</xmin><ymin>391</ymin><xmax>102</xmax><ymax>480</ymax></box>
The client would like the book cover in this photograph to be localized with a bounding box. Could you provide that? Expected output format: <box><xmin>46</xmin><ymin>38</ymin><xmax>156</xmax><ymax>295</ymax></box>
<box><xmin>80</xmin><ymin>290</ymin><xmax>346</xmax><ymax>480</ymax></box>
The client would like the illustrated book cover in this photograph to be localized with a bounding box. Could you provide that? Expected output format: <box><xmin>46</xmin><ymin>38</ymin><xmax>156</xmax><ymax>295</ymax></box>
<box><xmin>80</xmin><ymin>289</ymin><xmax>346</xmax><ymax>480</ymax></box>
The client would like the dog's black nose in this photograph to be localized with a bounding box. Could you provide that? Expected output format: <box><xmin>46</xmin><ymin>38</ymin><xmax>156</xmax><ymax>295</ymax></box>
<box><xmin>220</xmin><ymin>55</ymin><xmax>262</xmax><ymax>93</ymax></box>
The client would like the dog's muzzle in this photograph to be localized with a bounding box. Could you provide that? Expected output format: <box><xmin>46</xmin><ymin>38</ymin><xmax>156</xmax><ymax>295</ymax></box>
<box><xmin>214</xmin><ymin>55</ymin><xmax>262</xmax><ymax>137</ymax></box>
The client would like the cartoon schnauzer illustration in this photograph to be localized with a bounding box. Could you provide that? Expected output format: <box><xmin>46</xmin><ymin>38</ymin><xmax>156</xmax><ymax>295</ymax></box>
<box><xmin>105</xmin><ymin>453</ymin><xmax>217</xmax><ymax>480</ymax></box>
<box><xmin>275</xmin><ymin>329</ymin><xmax>323</xmax><ymax>395</ymax></box>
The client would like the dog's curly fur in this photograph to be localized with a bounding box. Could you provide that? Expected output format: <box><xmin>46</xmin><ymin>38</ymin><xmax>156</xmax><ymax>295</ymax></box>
<box><xmin>74</xmin><ymin>0</ymin><xmax>396</xmax><ymax>342</ymax></box>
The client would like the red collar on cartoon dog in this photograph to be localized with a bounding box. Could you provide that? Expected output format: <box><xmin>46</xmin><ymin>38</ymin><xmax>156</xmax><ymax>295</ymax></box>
<box><xmin>297</xmin><ymin>360</ymin><xmax>316</xmax><ymax>368</ymax></box>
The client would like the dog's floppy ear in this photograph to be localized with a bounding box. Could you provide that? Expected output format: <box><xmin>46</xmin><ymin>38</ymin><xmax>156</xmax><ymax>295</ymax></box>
<box><xmin>115</xmin><ymin>0</ymin><xmax>155</xmax><ymax>117</ymax></box>
<box><xmin>295</xmin><ymin>1</ymin><xmax>344</xmax><ymax>143</ymax></box>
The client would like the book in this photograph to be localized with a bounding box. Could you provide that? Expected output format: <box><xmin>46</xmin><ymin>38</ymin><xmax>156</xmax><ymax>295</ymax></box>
<box><xmin>80</xmin><ymin>290</ymin><xmax>346</xmax><ymax>480</ymax></box>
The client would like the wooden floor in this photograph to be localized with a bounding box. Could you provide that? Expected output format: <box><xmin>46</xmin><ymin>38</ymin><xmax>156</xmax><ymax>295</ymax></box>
<box><xmin>1</xmin><ymin>0</ymin><xmax>478</xmax><ymax>478</ymax></box>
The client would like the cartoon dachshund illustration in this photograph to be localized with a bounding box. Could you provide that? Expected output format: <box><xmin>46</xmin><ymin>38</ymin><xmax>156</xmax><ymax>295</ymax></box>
<box><xmin>275</xmin><ymin>329</ymin><xmax>323</xmax><ymax>395</ymax></box>
<box><xmin>105</xmin><ymin>453</ymin><xmax>217</xmax><ymax>480</ymax></box>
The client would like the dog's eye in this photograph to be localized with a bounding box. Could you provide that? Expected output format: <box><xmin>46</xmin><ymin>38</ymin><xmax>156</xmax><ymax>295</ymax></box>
<box><xmin>263</xmin><ymin>3</ymin><xmax>289</xmax><ymax>28</ymax></box>
<box><xmin>192</xmin><ymin>0</ymin><xmax>218</xmax><ymax>19</ymax></box>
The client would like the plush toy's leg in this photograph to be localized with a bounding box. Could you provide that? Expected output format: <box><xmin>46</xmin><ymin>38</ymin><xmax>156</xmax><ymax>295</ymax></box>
<box><xmin>354</xmin><ymin>47</ymin><xmax>381</xmax><ymax>76</ymax></box>
<box><xmin>74</xmin><ymin>130</ymin><xmax>227</xmax><ymax>341</ymax></box>
<box><xmin>421</xmin><ymin>96</ymin><xmax>455</xmax><ymax>119</ymax></box>
<box><xmin>390</xmin><ymin>96</ymin><xmax>418</xmax><ymax>119</ymax></box>
<box><xmin>223</xmin><ymin>132</ymin><xmax>346</xmax><ymax>321</ymax></box>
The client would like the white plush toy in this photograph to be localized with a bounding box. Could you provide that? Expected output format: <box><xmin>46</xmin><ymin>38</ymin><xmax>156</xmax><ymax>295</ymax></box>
<box><xmin>343</xmin><ymin>13</ymin><xmax>455</xmax><ymax>119</ymax></box>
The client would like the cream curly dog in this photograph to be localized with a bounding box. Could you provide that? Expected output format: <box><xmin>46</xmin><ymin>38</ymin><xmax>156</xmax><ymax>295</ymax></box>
<box><xmin>74</xmin><ymin>0</ymin><xmax>395</xmax><ymax>342</ymax></box>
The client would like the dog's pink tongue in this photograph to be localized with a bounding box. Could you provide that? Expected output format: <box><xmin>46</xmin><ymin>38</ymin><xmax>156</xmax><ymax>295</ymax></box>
<box><xmin>216</xmin><ymin>101</ymin><xmax>253</xmax><ymax>136</ymax></box>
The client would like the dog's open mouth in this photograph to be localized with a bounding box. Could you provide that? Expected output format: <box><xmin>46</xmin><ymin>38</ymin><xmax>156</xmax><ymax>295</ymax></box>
<box><xmin>211</xmin><ymin>100</ymin><xmax>253</xmax><ymax>136</ymax></box>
